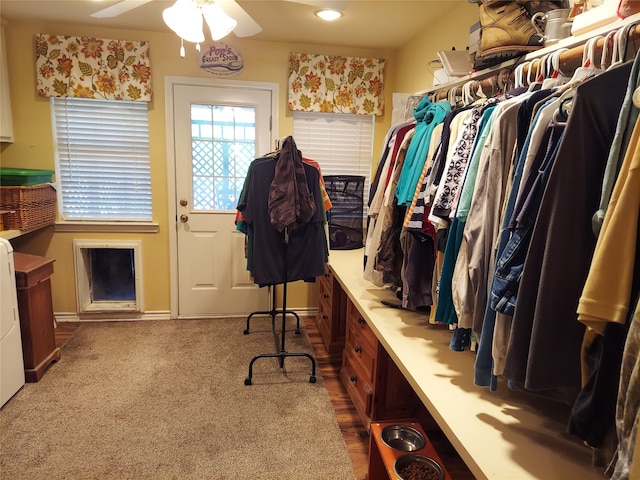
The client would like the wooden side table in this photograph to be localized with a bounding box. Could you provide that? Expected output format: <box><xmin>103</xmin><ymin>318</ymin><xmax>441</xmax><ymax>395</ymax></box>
<box><xmin>13</xmin><ymin>252</ymin><xmax>60</xmax><ymax>382</ymax></box>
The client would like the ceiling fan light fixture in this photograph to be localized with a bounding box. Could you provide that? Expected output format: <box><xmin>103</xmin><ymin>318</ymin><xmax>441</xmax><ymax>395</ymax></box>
<box><xmin>315</xmin><ymin>8</ymin><xmax>342</xmax><ymax>21</ymax></box>
<box><xmin>162</xmin><ymin>0</ymin><xmax>205</xmax><ymax>44</ymax></box>
<box><xmin>202</xmin><ymin>2</ymin><xmax>238</xmax><ymax>41</ymax></box>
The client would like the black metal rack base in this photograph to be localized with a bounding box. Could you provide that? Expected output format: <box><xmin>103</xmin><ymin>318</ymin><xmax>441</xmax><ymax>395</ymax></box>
<box><xmin>244</xmin><ymin>228</ymin><xmax>317</xmax><ymax>385</ymax></box>
<box><xmin>242</xmin><ymin>286</ymin><xmax>301</xmax><ymax>335</ymax></box>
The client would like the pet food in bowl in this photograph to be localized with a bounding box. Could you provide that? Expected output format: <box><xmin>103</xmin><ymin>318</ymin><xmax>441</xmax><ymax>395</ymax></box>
<box><xmin>381</xmin><ymin>425</ymin><xmax>426</xmax><ymax>452</ymax></box>
<box><xmin>393</xmin><ymin>453</ymin><xmax>444</xmax><ymax>480</ymax></box>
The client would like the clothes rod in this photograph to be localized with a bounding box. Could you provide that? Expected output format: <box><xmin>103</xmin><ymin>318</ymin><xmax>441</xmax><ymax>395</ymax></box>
<box><xmin>427</xmin><ymin>21</ymin><xmax>640</xmax><ymax>100</ymax></box>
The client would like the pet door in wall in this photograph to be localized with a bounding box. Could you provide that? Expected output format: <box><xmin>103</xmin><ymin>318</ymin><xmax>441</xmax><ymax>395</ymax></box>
<box><xmin>73</xmin><ymin>240</ymin><xmax>143</xmax><ymax>313</ymax></box>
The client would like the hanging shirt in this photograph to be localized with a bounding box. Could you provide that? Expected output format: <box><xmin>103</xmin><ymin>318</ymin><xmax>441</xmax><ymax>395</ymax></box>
<box><xmin>395</xmin><ymin>97</ymin><xmax>451</xmax><ymax>206</ymax></box>
<box><xmin>430</xmin><ymin>104</ymin><xmax>484</xmax><ymax>220</ymax></box>
<box><xmin>238</xmin><ymin>153</ymin><xmax>327</xmax><ymax>286</ymax></box>
<box><xmin>503</xmin><ymin>61</ymin><xmax>632</xmax><ymax>405</ymax></box>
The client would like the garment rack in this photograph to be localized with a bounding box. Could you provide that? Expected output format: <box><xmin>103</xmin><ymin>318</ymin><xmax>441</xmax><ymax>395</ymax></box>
<box><xmin>244</xmin><ymin>227</ymin><xmax>317</xmax><ymax>385</ymax></box>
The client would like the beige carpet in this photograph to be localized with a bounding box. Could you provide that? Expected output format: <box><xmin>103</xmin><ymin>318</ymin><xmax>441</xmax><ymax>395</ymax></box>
<box><xmin>0</xmin><ymin>318</ymin><xmax>356</xmax><ymax>480</ymax></box>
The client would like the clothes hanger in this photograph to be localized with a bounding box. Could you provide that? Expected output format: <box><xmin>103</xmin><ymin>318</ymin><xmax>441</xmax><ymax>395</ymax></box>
<box><xmin>551</xmin><ymin>89</ymin><xmax>573</xmax><ymax>126</ymax></box>
<box><xmin>620</xmin><ymin>23</ymin><xmax>640</xmax><ymax>106</ymax></box>
<box><xmin>626</xmin><ymin>22</ymin><xmax>640</xmax><ymax>59</ymax></box>
<box><xmin>551</xmin><ymin>33</ymin><xmax>609</xmax><ymax>126</ymax></box>
<box><xmin>565</xmin><ymin>35</ymin><xmax>602</xmax><ymax>85</ymax></box>
<box><xmin>462</xmin><ymin>80</ymin><xmax>475</xmax><ymax>105</ymax></box>
<box><xmin>607</xmin><ymin>28</ymin><xmax>624</xmax><ymax>70</ymax></box>
<box><xmin>513</xmin><ymin>61</ymin><xmax>529</xmax><ymax>90</ymax></box>
<box><xmin>618</xmin><ymin>23</ymin><xmax>632</xmax><ymax>62</ymax></box>
<box><xmin>600</xmin><ymin>30</ymin><xmax>618</xmax><ymax>71</ymax></box>
<box><xmin>541</xmin><ymin>48</ymin><xmax>569</xmax><ymax>89</ymax></box>
<box><xmin>499</xmin><ymin>68</ymin><xmax>514</xmax><ymax>93</ymax></box>
<box><xmin>447</xmin><ymin>86</ymin><xmax>455</xmax><ymax>108</ymax></box>
<box><xmin>526</xmin><ymin>58</ymin><xmax>544</xmax><ymax>92</ymax></box>
<box><xmin>275</xmin><ymin>136</ymin><xmax>290</xmax><ymax>150</ymax></box>
<box><xmin>611</xmin><ymin>22</ymin><xmax>637</xmax><ymax>68</ymax></box>
<box><xmin>448</xmin><ymin>85</ymin><xmax>463</xmax><ymax>108</ymax></box>
<box><xmin>476</xmin><ymin>78</ymin><xmax>490</xmax><ymax>99</ymax></box>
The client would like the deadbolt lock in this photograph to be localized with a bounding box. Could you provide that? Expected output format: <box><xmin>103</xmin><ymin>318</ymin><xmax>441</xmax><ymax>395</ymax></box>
<box><xmin>180</xmin><ymin>199</ymin><xmax>188</xmax><ymax>207</ymax></box>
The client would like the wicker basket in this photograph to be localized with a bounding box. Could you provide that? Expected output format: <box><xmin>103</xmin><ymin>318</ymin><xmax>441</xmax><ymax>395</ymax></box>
<box><xmin>0</xmin><ymin>184</ymin><xmax>57</xmax><ymax>230</ymax></box>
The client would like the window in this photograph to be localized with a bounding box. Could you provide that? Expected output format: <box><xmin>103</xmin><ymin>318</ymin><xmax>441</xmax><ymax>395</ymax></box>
<box><xmin>292</xmin><ymin>111</ymin><xmax>374</xmax><ymax>207</ymax></box>
<box><xmin>190</xmin><ymin>104</ymin><xmax>256</xmax><ymax>211</ymax></box>
<box><xmin>51</xmin><ymin>97</ymin><xmax>152</xmax><ymax>222</ymax></box>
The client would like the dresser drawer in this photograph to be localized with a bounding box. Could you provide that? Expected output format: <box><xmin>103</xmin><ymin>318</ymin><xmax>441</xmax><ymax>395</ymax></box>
<box><xmin>347</xmin><ymin>298</ymin><xmax>378</xmax><ymax>346</ymax></box>
<box><xmin>318</xmin><ymin>276</ymin><xmax>332</xmax><ymax>304</ymax></box>
<box><xmin>345</xmin><ymin>319</ymin><xmax>377</xmax><ymax>382</ymax></box>
<box><xmin>315</xmin><ymin>265</ymin><xmax>347</xmax><ymax>354</ymax></box>
<box><xmin>319</xmin><ymin>267</ymin><xmax>333</xmax><ymax>296</ymax></box>
<box><xmin>316</xmin><ymin>293</ymin><xmax>331</xmax><ymax>333</ymax></box>
<box><xmin>341</xmin><ymin>348</ymin><xmax>373</xmax><ymax>428</ymax></box>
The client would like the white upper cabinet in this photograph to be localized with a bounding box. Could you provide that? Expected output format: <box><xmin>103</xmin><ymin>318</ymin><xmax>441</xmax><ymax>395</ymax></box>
<box><xmin>1</xmin><ymin>20</ymin><xmax>14</xmax><ymax>143</ymax></box>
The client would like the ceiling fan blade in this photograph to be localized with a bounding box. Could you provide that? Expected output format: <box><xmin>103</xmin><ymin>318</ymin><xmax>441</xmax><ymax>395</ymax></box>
<box><xmin>91</xmin><ymin>0</ymin><xmax>154</xmax><ymax>18</ymax></box>
<box><xmin>215</xmin><ymin>0</ymin><xmax>262</xmax><ymax>37</ymax></box>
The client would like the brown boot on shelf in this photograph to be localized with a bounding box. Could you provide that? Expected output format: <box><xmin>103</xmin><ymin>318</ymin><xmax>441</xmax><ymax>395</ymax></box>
<box><xmin>473</xmin><ymin>0</ymin><xmax>544</xmax><ymax>70</ymax></box>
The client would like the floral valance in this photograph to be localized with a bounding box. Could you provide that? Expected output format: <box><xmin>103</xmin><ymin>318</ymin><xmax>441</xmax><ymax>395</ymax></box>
<box><xmin>35</xmin><ymin>34</ymin><xmax>152</xmax><ymax>102</ymax></box>
<box><xmin>288</xmin><ymin>53</ymin><xmax>385</xmax><ymax>116</ymax></box>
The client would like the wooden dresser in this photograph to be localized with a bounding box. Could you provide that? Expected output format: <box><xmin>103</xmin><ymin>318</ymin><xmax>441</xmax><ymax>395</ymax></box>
<box><xmin>316</xmin><ymin>265</ymin><xmax>347</xmax><ymax>354</ymax></box>
<box><xmin>340</xmin><ymin>296</ymin><xmax>422</xmax><ymax>430</ymax></box>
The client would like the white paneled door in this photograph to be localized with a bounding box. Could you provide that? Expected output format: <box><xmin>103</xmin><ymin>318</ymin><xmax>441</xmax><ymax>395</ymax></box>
<box><xmin>172</xmin><ymin>82</ymin><xmax>274</xmax><ymax>317</ymax></box>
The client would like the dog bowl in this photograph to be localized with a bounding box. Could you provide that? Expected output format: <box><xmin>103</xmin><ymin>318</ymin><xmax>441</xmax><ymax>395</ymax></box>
<box><xmin>380</xmin><ymin>425</ymin><xmax>426</xmax><ymax>452</ymax></box>
<box><xmin>393</xmin><ymin>454</ymin><xmax>444</xmax><ymax>480</ymax></box>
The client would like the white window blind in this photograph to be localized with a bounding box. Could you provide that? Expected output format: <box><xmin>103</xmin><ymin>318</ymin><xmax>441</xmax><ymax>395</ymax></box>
<box><xmin>292</xmin><ymin>111</ymin><xmax>373</xmax><ymax>206</ymax></box>
<box><xmin>51</xmin><ymin>97</ymin><xmax>152</xmax><ymax>221</ymax></box>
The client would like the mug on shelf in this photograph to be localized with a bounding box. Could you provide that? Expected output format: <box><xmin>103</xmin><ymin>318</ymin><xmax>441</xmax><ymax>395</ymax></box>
<box><xmin>532</xmin><ymin>8</ymin><xmax>573</xmax><ymax>46</ymax></box>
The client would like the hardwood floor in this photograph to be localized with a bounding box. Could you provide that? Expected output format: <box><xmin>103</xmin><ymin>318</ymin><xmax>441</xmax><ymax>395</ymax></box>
<box><xmin>54</xmin><ymin>317</ymin><xmax>473</xmax><ymax>480</ymax></box>
<box><xmin>302</xmin><ymin>316</ymin><xmax>370</xmax><ymax>479</ymax></box>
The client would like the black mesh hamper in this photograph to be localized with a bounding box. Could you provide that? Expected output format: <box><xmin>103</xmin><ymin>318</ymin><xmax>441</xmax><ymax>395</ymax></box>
<box><xmin>323</xmin><ymin>175</ymin><xmax>364</xmax><ymax>250</ymax></box>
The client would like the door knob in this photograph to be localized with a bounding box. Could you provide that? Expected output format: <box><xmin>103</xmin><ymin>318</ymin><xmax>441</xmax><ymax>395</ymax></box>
<box><xmin>180</xmin><ymin>199</ymin><xmax>188</xmax><ymax>206</ymax></box>
<box><xmin>180</xmin><ymin>214</ymin><xmax>188</xmax><ymax>222</ymax></box>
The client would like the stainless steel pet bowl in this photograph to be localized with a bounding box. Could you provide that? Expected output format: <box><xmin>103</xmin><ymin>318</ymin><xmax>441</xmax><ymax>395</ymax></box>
<box><xmin>380</xmin><ymin>425</ymin><xmax>426</xmax><ymax>452</ymax></box>
<box><xmin>393</xmin><ymin>454</ymin><xmax>444</xmax><ymax>480</ymax></box>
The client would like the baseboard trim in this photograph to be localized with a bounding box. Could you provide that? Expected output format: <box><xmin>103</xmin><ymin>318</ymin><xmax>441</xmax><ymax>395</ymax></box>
<box><xmin>54</xmin><ymin>311</ymin><xmax>172</xmax><ymax>322</ymax></box>
<box><xmin>55</xmin><ymin>308</ymin><xmax>319</xmax><ymax>323</ymax></box>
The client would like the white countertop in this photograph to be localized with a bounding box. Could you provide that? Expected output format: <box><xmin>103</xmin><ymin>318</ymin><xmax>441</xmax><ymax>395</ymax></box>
<box><xmin>328</xmin><ymin>248</ymin><xmax>603</xmax><ymax>480</ymax></box>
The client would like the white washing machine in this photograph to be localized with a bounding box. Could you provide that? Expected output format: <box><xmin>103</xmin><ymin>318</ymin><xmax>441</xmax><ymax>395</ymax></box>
<box><xmin>0</xmin><ymin>237</ymin><xmax>25</xmax><ymax>407</ymax></box>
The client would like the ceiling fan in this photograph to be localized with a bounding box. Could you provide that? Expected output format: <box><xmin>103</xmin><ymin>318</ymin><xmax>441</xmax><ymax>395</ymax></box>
<box><xmin>90</xmin><ymin>0</ymin><xmax>262</xmax><ymax>38</ymax></box>
<box><xmin>90</xmin><ymin>0</ymin><xmax>351</xmax><ymax>38</ymax></box>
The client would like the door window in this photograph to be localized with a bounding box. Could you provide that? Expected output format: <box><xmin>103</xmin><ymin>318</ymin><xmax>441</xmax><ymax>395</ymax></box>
<box><xmin>190</xmin><ymin>104</ymin><xmax>256</xmax><ymax>211</ymax></box>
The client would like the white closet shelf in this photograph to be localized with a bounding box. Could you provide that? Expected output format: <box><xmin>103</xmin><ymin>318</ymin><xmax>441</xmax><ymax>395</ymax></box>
<box><xmin>328</xmin><ymin>248</ymin><xmax>603</xmax><ymax>480</ymax></box>
<box><xmin>421</xmin><ymin>11</ymin><xmax>640</xmax><ymax>96</ymax></box>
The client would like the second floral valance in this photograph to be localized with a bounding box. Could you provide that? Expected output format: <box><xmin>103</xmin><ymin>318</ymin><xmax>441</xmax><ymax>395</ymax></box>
<box><xmin>35</xmin><ymin>34</ymin><xmax>152</xmax><ymax>102</ymax></box>
<box><xmin>288</xmin><ymin>53</ymin><xmax>385</xmax><ymax>116</ymax></box>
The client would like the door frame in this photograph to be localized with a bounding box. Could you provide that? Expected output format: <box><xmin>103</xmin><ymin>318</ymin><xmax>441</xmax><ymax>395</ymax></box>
<box><xmin>164</xmin><ymin>76</ymin><xmax>279</xmax><ymax>319</ymax></box>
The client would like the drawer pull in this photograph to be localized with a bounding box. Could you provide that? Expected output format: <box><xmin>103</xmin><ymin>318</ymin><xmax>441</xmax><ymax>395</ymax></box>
<box><xmin>350</xmin><ymin>375</ymin><xmax>357</xmax><ymax>383</ymax></box>
<box><xmin>322</xmin><ymin>315</ymin><xmax>328</xmax><ymax>320</ymax></box>
<box><xmin>358</xmin><ymin>317</ymin><xmax>365</xmax><ymax>325</ymax></box>
<box><xmin>323</xmin><ymin>294</ymin><xmax>329</xmax><ymax>299</ymax></box>
<box><xmin>354</xmin><ymin>346</ymin><xmax>361</xmax><ymax>353</ymax></box>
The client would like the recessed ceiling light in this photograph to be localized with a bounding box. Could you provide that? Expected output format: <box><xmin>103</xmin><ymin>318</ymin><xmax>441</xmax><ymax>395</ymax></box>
<box><xmin>315</xmin><ymin>9</ymin><xmax>342</xmax><ymax>21</ymax></box>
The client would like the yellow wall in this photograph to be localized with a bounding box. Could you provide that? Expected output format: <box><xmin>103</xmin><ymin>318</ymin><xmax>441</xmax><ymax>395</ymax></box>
<box><xmin>1</xmin><ymin>2</ymin><xmax>478</xmax><ymax>317</ymax></box>
<box><xmin>393</xmin><ymin>2</ymin><xmax>479</xmax><ymax>95</ymax></box>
